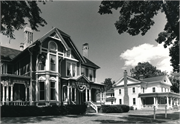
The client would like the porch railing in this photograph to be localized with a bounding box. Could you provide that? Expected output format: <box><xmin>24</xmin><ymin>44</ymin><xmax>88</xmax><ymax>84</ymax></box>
<box><xmin>143</xmin><ymin>104</ymin><xmax>154</xmax><ymax>108</ymax></box>
<box><xmin>86</xmin><ymin>101</ymin><xmax>98</xmax><ymax>113</ymax></box>
<box><xmin>1</xmin><ymin>101</ymin><xmax>30</xmax><ymax>106</ymax></box>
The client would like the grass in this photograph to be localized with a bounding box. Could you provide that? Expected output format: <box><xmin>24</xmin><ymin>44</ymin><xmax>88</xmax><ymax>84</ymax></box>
<box><xmin>1</xmin><ymin>109</ymin><xmax>180</xmax><ymax>124</ymax></box>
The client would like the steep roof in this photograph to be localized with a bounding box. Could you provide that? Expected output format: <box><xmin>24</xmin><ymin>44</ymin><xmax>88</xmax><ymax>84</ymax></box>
<box><xmin>83</xmin><ymin>57</ymin><xmax>100</xmax><ymax>69</ymax></box>
<box><xmin>1</xmin><ymin>46</ymin><xmax>21</xmax><ymax>61</ymax></box>
<box><xmin>141</xmin><ymin>75</ymin><xmax>166</xmax><ymax>82</ymax></box>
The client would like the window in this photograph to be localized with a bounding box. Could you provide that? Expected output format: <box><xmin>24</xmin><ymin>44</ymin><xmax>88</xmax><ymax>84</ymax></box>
<box><xmin>119</xmin><ymin>89</ymin><xmax>121</xmax><ymax>94</ymax></box>
<box><xmin>153</xmin><ymin>87</ymin><xmax>155</xmax><ymax>92</ymax></box>
<box><xmin>81</xmin><ymin>67</ymin><xmax>85</xmax><ymax>75</ymax></box>
<box><xmin>142</xmin><ymin>87</ymin><xmax>145</xmax><ymax>93</ymax></box>
<box><xmin>72</xmin><ymin>64</ymin><xmax>76</xmax><ymax>77</ymax></box>
<box><xmin>89</xmin><ymin>69</ymin><xmax>93</xmax><ymax>81</ymax></box>
<box><xmin>39</xmin><ymin>82</ymin><xmax>45</xmax><ymax>100</ymax></box>
<box><xmin>50</xmin><ymin>82</ymin><xmax>56</xmax><ymax>100</ymax></box>
<box><xmin>67</xmin><ymin>62</ymin><xmax>71</xmax><ymax>76</ymax></box>
<box><xmin>132</xmin><ymin>87</ymin><xmax>135</xmax><ymax>93</ymax></box>
<box><xmin>50</xmin><ymin>55</ymin><xmax>56</xmax><ymax>71</ymax></box>
<box><xmin>133</xmin><ymin>98</ymin><xmax>136</xmax><ymax>105</ymax></box>
<box><xmin>119</xmin><ymin>99</ymin><xmax>122</xmax><ymax>104</ymax></box>
<box><xmin>86</xmin><ymin>68</ymin><xmax>88</xmax><ymax>77</ymax></box>
<box><xmin>49</xmin><ymin>41</ymin><xmax>57</xmax><ymax>51</ymax></box>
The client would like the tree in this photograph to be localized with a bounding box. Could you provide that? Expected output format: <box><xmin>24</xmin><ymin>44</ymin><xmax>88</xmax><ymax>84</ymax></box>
<box><xmin>1</xmin><ymin>1</ymin><xmax>47</xmax><ymax>40</ymax></box>
<box><xmin>98</xmin><ymin>1</ymin><xmax>179</xmax><ymax>72</ymax></box>
<box><xmin>103</xmin><ymin>78</ymin><xmax>114</xmax><ymax>91</ymax></box>
<box><xmin>130</xmin><ymin>62</ymin><xmax>166</xmax><ymax>80</ymax></box>
<box><xmin>169</xmin><ymin>72</ymin><xmax>180</xmax><ymax>93</ymax></box>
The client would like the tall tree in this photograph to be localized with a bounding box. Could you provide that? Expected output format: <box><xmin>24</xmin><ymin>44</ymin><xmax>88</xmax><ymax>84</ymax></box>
<box><xmin>103</xmin><ymin>78</ymin><xmax>114</xmax><ymax>91</ymax></box>
<box><xmin>98</xmin><ymin>1</ymin><xmax>179</xmax><ymax>72</ymax></box>
<box><xmin>130</xmin><ymin>62</ymin><xmax>166</xmax><ymax>80</ymax></box>
<box><xmin>169</xmin><ymin>72</ymin><xmax>180</xmax><ymax>93</ymax></box>
<box><xmin>1</xmin><ymin>1</ymin><xmax>47</xmax><ymax>40</ymax></box>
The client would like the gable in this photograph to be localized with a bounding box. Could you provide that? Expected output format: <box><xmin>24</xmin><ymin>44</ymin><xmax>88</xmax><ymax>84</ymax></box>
<box><xmin>114</xmin><ymin>76</ymin><xmax>141</xmax><ymax>87</ymax></box>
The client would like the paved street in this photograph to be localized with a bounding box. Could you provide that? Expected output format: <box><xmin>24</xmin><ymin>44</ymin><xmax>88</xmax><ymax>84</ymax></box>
<box><xmin>1</xmin><ymin>110</ymin><xmax>180</xmax><ymax>124</ymax></box>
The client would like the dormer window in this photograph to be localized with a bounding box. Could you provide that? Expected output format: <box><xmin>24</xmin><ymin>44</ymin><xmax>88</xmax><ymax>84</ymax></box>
<box><xmin>49</xmin><ymin>41</ymin><xmax>57</xmax><ymax>51</ymax></box>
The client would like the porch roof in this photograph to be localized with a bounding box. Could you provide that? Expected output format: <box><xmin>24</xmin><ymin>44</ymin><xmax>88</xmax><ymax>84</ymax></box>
<box><xmin>139</xmin><ymin>92</ymin><xmax>180</xmax><ymax>98</ymax></box>
<box><xmin>0</xmin><ymin>74</ymin><xmax>31</xmax><ymax>79</ymax></box>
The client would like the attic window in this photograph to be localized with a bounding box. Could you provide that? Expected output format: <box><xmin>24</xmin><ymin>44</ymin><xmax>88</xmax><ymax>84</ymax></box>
<box><xmin>49</xmin><ymin>41</ymin><xmax>57</xmax><ymax>51</ymax></box>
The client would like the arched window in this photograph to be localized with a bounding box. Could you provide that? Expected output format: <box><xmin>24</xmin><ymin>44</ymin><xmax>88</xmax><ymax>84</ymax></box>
<box><xmin>49</xmin><ymin>41</ymin><xmax>57</xmax><ymax>51</ymax></box>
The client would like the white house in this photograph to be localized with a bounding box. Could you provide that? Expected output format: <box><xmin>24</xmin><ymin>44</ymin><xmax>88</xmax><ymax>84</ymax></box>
<box><xmin>112</xmin><ymin>70</ymin><xmax>180</xmax><ymax>110</ymax></box>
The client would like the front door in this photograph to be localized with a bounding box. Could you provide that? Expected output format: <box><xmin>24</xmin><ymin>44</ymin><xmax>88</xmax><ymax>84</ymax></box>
<box><xmin>13</xmin><ymin>84</ymin><xmax>25</xmax><ymax>101</ymax></box>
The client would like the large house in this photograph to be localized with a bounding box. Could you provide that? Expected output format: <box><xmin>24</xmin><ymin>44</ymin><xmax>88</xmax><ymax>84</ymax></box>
<box><xmin>111</xmin><ymin>70</ymin><xmax>180</xmax><ymax>109</ymax></box>
<box><xmin>0</xmin><ymin>27</ymin><xmax>104</xmax><ymax>109</ymax></box>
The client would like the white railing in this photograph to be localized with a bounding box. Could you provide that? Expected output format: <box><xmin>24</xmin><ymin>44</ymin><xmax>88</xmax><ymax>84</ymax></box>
<box><xmin>87</xmin><ymin>101</ymin><xmax>98</xmax><ymax>113</ymax></box>
<box><xmin>8</xmin><ymin>101</ymin><xmax>30</xmax><ymax>106</ymax></box>
<box><xmin>143</xmin><ymin>104</ymin><xmax>154</xmax><ymax>108</ymax></box>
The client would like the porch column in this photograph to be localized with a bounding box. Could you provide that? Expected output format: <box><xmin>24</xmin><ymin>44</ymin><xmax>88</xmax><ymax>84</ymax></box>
<box><xmin>89</xmin><ymin>89</ymin><xmax>91</xmax><ymax>101</ymax></box>
<box><xmin>74</xmin><ymin>88</ymin><xmax>76</xmax><ymax>102</ymax></box>
<box><xmin>6</xmin><ymin>85</ymin><xmax>9</xmax><ymax>105</ymax></box>
<box><xmin>2</xmin><ymin>85</ymin><xmax>5</xmax><ymax>105</ymax></box>
<box><xmin>67</xmin><ymin>86</ymin><xmax>69</xmax><ymax>103</ymax></box>
<box><xmin>166</xmin><ymin>96</ymin><xmax>169</xmax><ymax>108</ymax></box>
<box><xmin>10</xmin><ymin>85</ymin><xmax>13</xmax><ymax>101</ymax></box>
<box><xmin>25</xmin><ymin>87</ymin><xmax>28</xmax><ymax>101</ymax></box>
<box><xmin>100</xmin><ymin>92</ymin><xmax>102</xmax><ymax>104</ymax></box>
<box><xmin>85</xmin><ymin>88</ymin><xmax>88</xmax><ymax>102</ymax></box>
<box><xmin>70</xmin><ymin>87</ymin><xmax>72</xmax><ymax>102</ymax></box>
<box><xmin>170</xmin><ymin>97</ymin><xmax>172</xmax><ymax>108</ymax></box>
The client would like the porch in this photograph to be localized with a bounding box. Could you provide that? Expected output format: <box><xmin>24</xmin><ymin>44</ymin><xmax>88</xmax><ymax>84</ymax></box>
<box><xmin>0</xmin><ymin>74</ymin><xmax>31</xmax><ymax>106</ymax></box>
<box><xmin>139</xmin><ymin>92</ymin><xmax>180</xmax><ymax>109</ymax></box>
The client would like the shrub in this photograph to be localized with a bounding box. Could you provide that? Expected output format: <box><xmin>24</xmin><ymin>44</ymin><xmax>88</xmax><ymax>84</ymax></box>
<box><xmin>1</xmin><ymin>104</ymin><xmax>87</xmax><ymax>117</ymax></box>
<box><xmin>101</xmin><ymin>105</ymin><xmax>129</xmax><ymax>113</ymax></box>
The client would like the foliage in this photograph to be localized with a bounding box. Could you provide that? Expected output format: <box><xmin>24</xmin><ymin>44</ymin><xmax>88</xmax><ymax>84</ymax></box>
<box><xmin>98</xmin><ymin>1</ymin><xmax>179</xmax><ymax>72</ymax></box>
<box><xmin>130</xmin><ymin>62</ymin><xmax>166</xmax><ymax>80</ymax></box>
<box><xmin>1</xmin><ymin>1</ymin><xmax>47</xmax><ymax>40</ymax></box>
<box><xmin>100</xmin><ymin>105</ymin><xmax>129</xmax><ymax>113</ymax></box>
<box><xmin>1</xmin><ymin>104</ymin><xmax>87</xmax><ymax>117</ymax></box>
<box><xmin>103</xmin><ymin>78</ymin><xmax>114</xmax><ymax>91</ymax></box>
<box><xmin>169</xmin><ymin>72</ymin><xmax>180</xmax><ymax>93</ymax></box>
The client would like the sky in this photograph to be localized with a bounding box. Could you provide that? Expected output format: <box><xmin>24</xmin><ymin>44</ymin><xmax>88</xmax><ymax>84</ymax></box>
<box><xmin>0</xmin><ymin>1</ymin><xmax>173</xmax><ymax>83</ymax></box>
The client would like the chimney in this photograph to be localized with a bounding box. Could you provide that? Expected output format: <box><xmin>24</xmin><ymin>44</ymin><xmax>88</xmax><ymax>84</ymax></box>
<box><xmin>20</xmin><ymin>43</ymin><xmax>24</xmax><ymax>51</ymax></box>
<box><xmin>82</xmin><ymin>43</ymin><xmax>89</xmax><ymax>58</ymax></box>
<box><xmin>124</xmin><ymin>70</ymin><xmax>129</xmax><ymax>106</ymax></box>
<box><xmin>24</xmin><ymin>26</ymin><xmax>33</xmax><ymax>48</ymax></box>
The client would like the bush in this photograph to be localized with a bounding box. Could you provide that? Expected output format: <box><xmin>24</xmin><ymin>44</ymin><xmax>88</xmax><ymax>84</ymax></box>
<box><xmin>1</xmin><ymin>104</ymin><xmax>87</xmax><ymax>117</ymax></box>
<box><xmin>129</xmin><ymin>106</ymin><xmax>134</xmax><ymax>110</ymax></box>
<box><xmin>101</xmin><ymin>105</ymin><xmax>129</xmax><ymax>113</ymax></box>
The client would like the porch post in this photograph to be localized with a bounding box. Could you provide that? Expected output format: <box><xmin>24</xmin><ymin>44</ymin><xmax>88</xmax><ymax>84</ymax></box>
<box><xmin>2</xmin><ymin>85</ymin><xmax>5</xmax><ymax>105</ymax></box>
<box><xmin>70</xmin><ymin>87</ymin><xmax>72</xmax><ymax>102</ymax></box>
<box><xmin>67</xmin><ymin>85</ymin><xmax>69</xmax><ymax>103</ymax></box>
<box><xmin>153</xmin><ymin>97</ymin><xmax>155</xmax><ymax>106</ymax></box>
<box><xmin>167</xmin><ymin>96</ymin><xmax>169</xmax><ymax>109</ymax></box>
<box><xmin>25</xmin><ymin>87</ymin><xmax>28</xmax><ymax>101</ymax></box>
<box><xmin>100</xmin><ymin>92</ymin><xmax>102</xmax><ymax>104</ymax></box>
<box><xmin>85</xmin><ymin>88</ymin><xmax>87</xmax><ymax>102</ymax></box>
<box><xmin>170</xmin><ymin>97</ymin><xmax>172</xmax><ymax>108</ymax></box>
<box><xmin>6</xmin><ymin>85</ymin><xmax>9</xmax><ymax>105</ymax></box>
<box><xmin>74</xmin><ymin>88</ymin><xmax>76</xmax><ymax>102</ymax></box>
<box><xmin>11</xmin><ymin>85</ymin><xmax>13</xmax><ymax>101</ymax></box>
<box><xmin>89</xmin><ymin>89</ymin><xmax>91</xmax><ymax>101</ymax></box>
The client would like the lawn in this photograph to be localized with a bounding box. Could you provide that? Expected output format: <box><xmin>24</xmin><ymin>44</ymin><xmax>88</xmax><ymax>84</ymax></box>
<box><xmin>1</xmin><ymin>109</ymin><xmax>180</xmax><ymax>124</ymax></box>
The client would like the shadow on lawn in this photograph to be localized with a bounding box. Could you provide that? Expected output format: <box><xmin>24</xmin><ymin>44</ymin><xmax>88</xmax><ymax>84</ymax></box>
<box><xmin>129</xmin><ymin>112</ymin><xmax>180</xmax><ymax>120</ymax></box>
<box><xmin>93</xmin><ymin>111</ymin><xmax>180</xmax><ymax>123</ymax></box>
<box><xmin>1</xmin><ymin>115</ymin><xmax>63</xmax><ymax>123</ymax></box>
<box><xmin>1</xmin><ymin>114</ymin><xmax>98</xmax><ymax>123</ymax></box>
